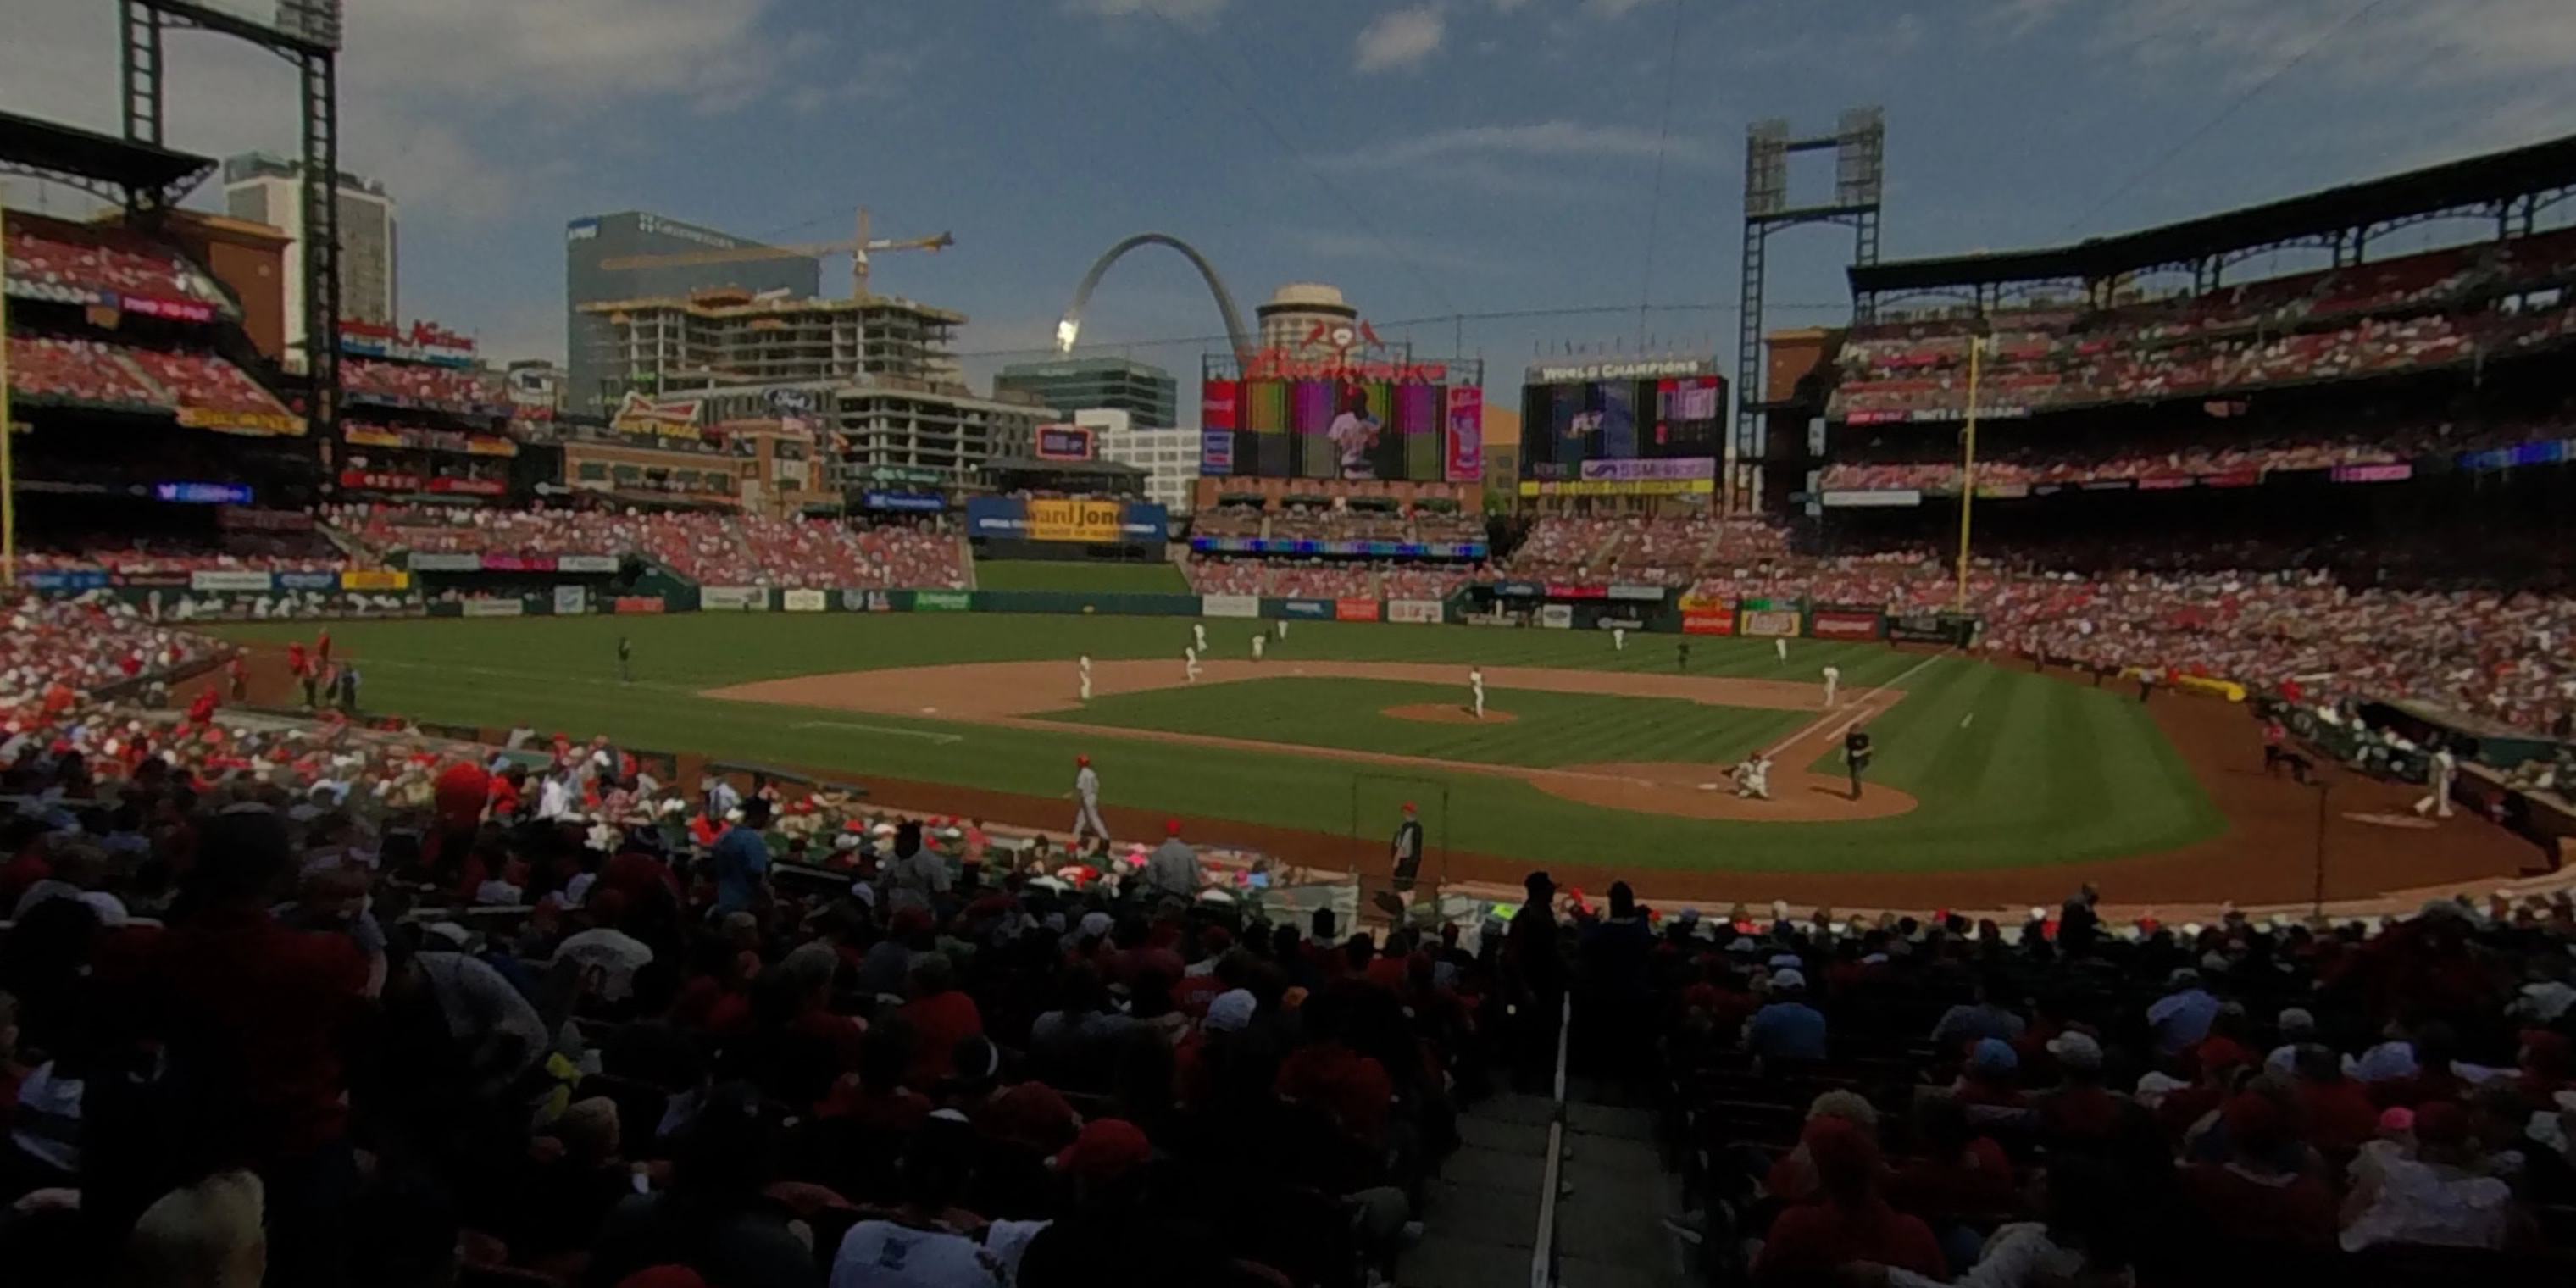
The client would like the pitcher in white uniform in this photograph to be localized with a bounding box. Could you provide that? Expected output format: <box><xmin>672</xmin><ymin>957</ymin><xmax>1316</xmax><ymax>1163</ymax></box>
<box><xmin>1613</xmin><ymin>626</ymin><xmax>1627</xmax><ymax>652</ymax></box>
<box><xmin>1469</xmin><ymin>665</ymin><xmax>1486</xmax><ymax>719</ymax></box>
<box><xmin>1078</xmin><ymin>653</ymin><xmax>1093</xmax><ymax>702</ymax></box>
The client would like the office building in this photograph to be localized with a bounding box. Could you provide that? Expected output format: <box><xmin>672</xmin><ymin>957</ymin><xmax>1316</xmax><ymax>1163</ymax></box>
<box><xmin>578</xmin><ymin>287</ymin><xmax>1041</xmax><ymax>487</ymax></box>
<box><xmin>996</xmin><ymin>356</ymin><xmax>1177</xmax><ymax>428</ymax></box>
<box><xmin>564</xmin><ymin>211</ymin><xmax>822</xmax><ymax>416</ymax></box>
<box><xmin>221</xmin><ymin>151</ymin><xmax>397</xmax><ymax>357</ymax></box>
<box><xmin>1078</xmin><ymin>408</ymin><xmax>1197</xmax><ymax>512</ymax></box>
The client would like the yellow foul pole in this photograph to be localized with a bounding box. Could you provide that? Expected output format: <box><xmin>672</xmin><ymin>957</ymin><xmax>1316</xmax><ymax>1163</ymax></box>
<box><xmin>1952</xmin><ymin>331</ymin><xmax>1981</xmax><ymax>613</ymax></box>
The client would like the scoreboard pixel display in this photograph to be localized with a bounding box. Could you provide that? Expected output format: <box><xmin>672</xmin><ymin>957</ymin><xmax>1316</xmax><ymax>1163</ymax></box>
<box><xmin>1518</xmin><ymin>358</ymin><xmax>1726</xmax><ymax>475</ymax></box>
<box><xmin>1200</xmin><ymin>352</ymin><xmax>1483</xmax><ymax>484</ymax></box>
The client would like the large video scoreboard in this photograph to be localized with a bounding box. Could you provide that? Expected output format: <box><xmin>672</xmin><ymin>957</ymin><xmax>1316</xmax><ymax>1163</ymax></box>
<box><xmin>1199</xmin><ymin>348</ymin><xmax>1484</xmax><ymax>485</ymax></box>
<box><xmin>1517</xmin><ymin>358</ymin><xmax>1725</xmax><ymax>496</ymax></box>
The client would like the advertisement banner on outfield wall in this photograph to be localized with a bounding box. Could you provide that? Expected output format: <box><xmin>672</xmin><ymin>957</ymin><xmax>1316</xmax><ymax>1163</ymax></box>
<box><xmin>1491</xmin><ymin>581</ymin><xmax>1543</xmax><ymax>598</ymax></box>
<box><xmin>840</xmin><ymin>591</ymin><xmax>894</xmax><ymax>613</ymax></box>
<box><xmin>408</xmin><ymin>552</ymin><xmax>483</xmax><ymax>572</ymax></box>
<box><xmin>781</xmin><ymin>589</ymin><xmax>828</xmax><ymax>613</ymax></box>
<box><xmin>23</xmin><ymin>570</ymin><xmax>111</xmax><ymax>592</ymax></box>
<box><xmin>1201</xmin><ymin>594</ymin><xmax>1261</xmax><ymax>619</ymax></box>
<box><xmin>1681</xmin><ymin>611</ymin><xmax>1735</xmax><ymax>636</ymax></box>
<box><xmin>1386</xmin><ymin>599</ymin><xmax>1444</xmax><ymax>625</ymax></box>
<box><xmin>702</xmin><ymin>586</ymin><xmax>769</xmax><ymax>611</ymax></box>
<box><xmin>190</xmin><ymin>569</ymin><xmax>274</xmax><ymax>592</ymax></box>
<box><xmin>1607</xmin><ymin>584</ymin><xmax>1666</xmax><ymax>602</ymax></box>
<box><xmin>277</xmin><ymin>571</ymin><xmax>340</xmax><ymax>591</ymax></box>
<box><xmin>912</xmin><ymin>591</ymin><xmax>972</xmax><ymax>612</ymax></box>
<box><xmin>555</xmin><ymin>555</ymin><xmax>620</xmax><ymax>574</ymax></box>
<box><xmin>1886</xmin><ymin>613</ymin><xmax>1963</xmax><ymax>645</ymax></box>
<box><xmin>461</xmin><ymin>597</ymin><xmax>525</xmax><ymax>618</ymax></box>
<box><xmin>1280</xmin><ymin>599</ymin><xmax>1332</xmax><ymax>619</ymax></box>
<box><xmin>482</xmin><ymin>554</ymin><xmax>556</xmax><ymax>573</ymax></box>
<box><xmin>1738</xmin><ymin>608</ymin><xmax>1801</xmax><ymax>638</ymax></box>
<box><xmin>1808</xmin><ymin>608</ymin><xmax>1885</xmax><ymax>641</ymax></box>
<box><xmin>341</xmin><ymin>569</ymin><xmax>412</xmax><ymax>591</ymax></box>
<box><xmin>611</xmin><ymin>596</ymin><xmax>665</xmax><ymax>614</ymax></box>
<box><xmin>1676</xmin><ymin>593</ymin><xmax>1729</xmax><ymax>613</ymax></box>
<box><xmin>1538</xmin><ymin>604</ymin><xmax>1574</xmax><ymax>630</ymax></box>
<box><xmin>553</xmin><ymin>586</ymin><xmax>588</xmax><ymax>615</ymax></box>
<box><xmin>1335</xmin><ymin>598</ymin><xmax>1380</xmax><ymax>622</ymax></box>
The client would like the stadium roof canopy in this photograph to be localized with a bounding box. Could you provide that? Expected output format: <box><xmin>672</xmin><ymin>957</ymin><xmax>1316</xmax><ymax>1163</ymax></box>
<box><xmin>1850</xmin><ymin>133</ymin><xmax>2576</xmax><ymax>296</ymax></box>
<box><xmin>0</xmin><ymin>109</ymin><xmax>219</xmax><ymax>208</ymax></box>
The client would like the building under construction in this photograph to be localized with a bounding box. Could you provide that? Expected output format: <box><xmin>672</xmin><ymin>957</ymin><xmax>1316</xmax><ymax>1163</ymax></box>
<box><xmin>576</xmin><ymin>287</ymin><xmax>1046</xmax><ymax>487</ymax></box>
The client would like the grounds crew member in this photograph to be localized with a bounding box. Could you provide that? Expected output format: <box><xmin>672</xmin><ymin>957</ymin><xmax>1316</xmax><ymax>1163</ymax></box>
<box><xmin>1069</xmin><ymin>753</ymin><xmax>1110</xmax><ymax>844</ymax></box>
<box><xmin>1385</xmin><ymin>802</ymin><xmax>1426</xmax><ymax>918</ymax></box>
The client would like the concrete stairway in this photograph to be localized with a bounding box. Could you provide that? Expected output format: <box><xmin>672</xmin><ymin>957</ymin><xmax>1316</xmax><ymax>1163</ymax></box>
<box><xmin>1401</xmin><ymin>1082</ymin><xmax>1691</xmax><ymax>1288</ymax></box>
<box><xmin>1402</xmin><ymin>1092</ymin><xmax>1554</xmax><ymax>1288</ymax></box>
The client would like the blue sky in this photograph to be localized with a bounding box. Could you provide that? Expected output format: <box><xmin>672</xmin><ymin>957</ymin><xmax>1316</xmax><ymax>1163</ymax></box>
<box><xmin>6</xmin><ymin>0</ymin><xmax>2573</xmax><ymax>409</ymax></box>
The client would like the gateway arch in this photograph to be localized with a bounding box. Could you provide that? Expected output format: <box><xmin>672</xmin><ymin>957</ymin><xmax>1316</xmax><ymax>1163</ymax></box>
<box><xmin>1055</xmin><ymin>233</ymin><xmax>1253</xmax><ymax>362</ymax></box>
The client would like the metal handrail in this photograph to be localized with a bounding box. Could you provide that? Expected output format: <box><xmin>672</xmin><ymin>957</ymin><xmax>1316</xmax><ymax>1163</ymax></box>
<box><xmin>1530</xmin><ymin>992</ymin><xmax>1573</xmax><ymax>1288</ymax></box>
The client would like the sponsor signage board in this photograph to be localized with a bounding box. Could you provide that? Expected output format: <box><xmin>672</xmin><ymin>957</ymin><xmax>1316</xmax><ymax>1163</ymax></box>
<box><xmin>781</xmin><ymin>589</ymin><xmax>829</xmax><ymax>613</ymax></box>
<box><xmin>461</xmin><ymin>597</ymin><xmax>525</xmax><ymax>618</ymax></box>
<box><xmin>1607</xmin><ymin>584</ymin><xmax>1666</xmax><ymax>602</ymax></box>
<box><xmin>912</xmin><ymin>590</ymin><xmax>973</xmax><ymax>612</ymax></box>
<box><xmin>555</xmin><ymin>554</ymin><xmax>619</xmax><ymax>574</ymax></box>
<box><xmin>1538</xmin><ymin>604</ymin><xmax>1574</xmax><ymax>629</ymax></box>
<box><xmin>480</xmin><ymin>553</ymin><xmax>557</xmax><ymax>572</ymax></box>
<box><xmin>1517</xmin><ymin>478</ymin><xmax>1716</xmax><ymax>497</ymax></box>
<box><xmin>863</xmin><ymin>490</ymin><xmax>945</xmax><ymax>513</ymax></box>
<box><xmin>1544</xmin><ymin>583</ymin><xmax>1607</xmax><ymax>600</ymax></box>
<box><xmin>341</xmin><ymin>569</ymin><xmax>411</xmax><ymax>591</ymax></box>
<box><xmin>1201</xmin><ymin>594</ymin><xmax>1261</xmax><ymax>619</ymax></box>
<box><xmin>1676</xmin><ymin>593</ymin><xmax>1729</xmax><ymax>612</ymax></box>
<box><xmin>612</xmin><ymin>595</ymin><xmax>666</xmax><ymax>614</ymax></box>
<box><xmin>153</xmin><ymin>480</ymin><xmax>254</xmax><ymax>505</ymax></box>
<box><xmin>1491</xmin><ymin>580</ymin><xmax>1543</xmax><ymax>598</ymax></box>
<box><xmin>1808</xmin><ymin>608</ymin><xmax>1885</xmax><ymax>641</ymax></box>
<box><xmin>1580</xmin><ymin>457</ymin><xmax>1717</xmax><ymax>482</ymax></box>
<box><xmin>1819</xmin><ymin>489</ymin><xmax>1922</xmax><ymax>508</ymax></box>
<box><xmin>1386</xmin><ymin>599</ymin><xmax>1444</xmax><ymax>625</ymax></box>
<box><xmin>1681</xmin><ymin>611</ymin><xmax>1735</xmax><ymax>636</ymax></box>
<box><xmin>702</xmin><ymin>586</ymin><xmax>769</xmax><ymax>611</ymax></box>
<box><xmin>2332</xmin><ymin>462</ymin><xmax>2413</xmax><ymax>484</ymax></box>
<box><xmin>1738</xmin><ymin>608</ymin><xmax>1801</xmax><ymax>638</ymax></box>
<box><xmin>277</xmin><ymin>570</ymin><xmax>340</xmax><ymax>591</ymax></box>
<box><xmin>1279</xmin><ymin>599</ymin><xmax>1332</xmax><ymax>619</ymax></box>
<box><xmin>23</xmin><ymin>569</ymin><xmax>109</xmax><ymax>591</ymax></box>
<box><xmin>1886</xmin><ymin>613</ymin><xmax>1978</xmax><ymax>646</ymax></box>
<box><xmin>1334</xmin><ymin>598</ymin><xmax>1380</xmax><ymax>622</ymax></box>
<box><xmin>407</xmin><ymin>552</ymin><xmax>484</xmax><ymax>572</ymax></box>
<box><xmin>553</xmin><ymin>586</ymin><xmax>588</xmax><ymax>615</ymax></box>
<box><xmin>1530</xmin><ymin>358</ymin><xmax>1713</xmax><ymax>383</ymax></box>
<box><xmin>1034</xmin><ymin>424</ymin><xmax>1096</xmax><ymax>461</ymax></box>
<box><xmin>190</xmin><ymin>569</ymin><xmax>274</xmax><ymax>592</ymax></box>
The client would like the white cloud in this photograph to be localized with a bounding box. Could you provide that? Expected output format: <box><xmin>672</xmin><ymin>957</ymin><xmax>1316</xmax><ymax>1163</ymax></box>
<box><xmin>1067</xmin><ymin>0</ymin><xmax>1231</xmax><ymax>22</ymax></box>
<box><xmin>1323</xmin><ymin>120</ymin><xmax>1712</xmax><ymax>171</ymax></box>
<box><xmin>1356</xmin><ymin>8</ymin><xmax>1447</xmax><ymax>74</ymax></box>
<box><xmin>1586</xmin><ymin>0</ymin><xmax>1663</xmax><ymax>16</ymax></box>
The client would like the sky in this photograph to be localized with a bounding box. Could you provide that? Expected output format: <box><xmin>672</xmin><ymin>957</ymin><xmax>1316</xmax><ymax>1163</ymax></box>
<box><xmin>5</xmin><ymin>0</ymin><xmax>2574</xmax><ymax>414</ymax></box>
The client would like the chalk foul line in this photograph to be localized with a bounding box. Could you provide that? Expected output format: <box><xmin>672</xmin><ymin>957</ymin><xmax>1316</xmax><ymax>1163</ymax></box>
<box><xmin>789</xmin><ymin>721</ymin><xmax>965</xmax><ymax>744</ymax></box>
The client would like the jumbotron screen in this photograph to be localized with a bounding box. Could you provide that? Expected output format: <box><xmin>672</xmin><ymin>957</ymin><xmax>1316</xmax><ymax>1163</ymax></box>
<box><xmin>1518</xmin><ymin>358</ymin><xmax>1726</xmax><ymax>474</ymax></box>
<box><xmin>1200</xmin><ymin>353</ymin><xmax>1484</xmax><ymax>484</ymax></box>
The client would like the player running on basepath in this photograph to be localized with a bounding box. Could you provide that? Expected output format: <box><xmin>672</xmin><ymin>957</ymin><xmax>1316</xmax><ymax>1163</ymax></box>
<box><xmin>1469</xmin><ymin>665</ymin><xmax>1486</xmax><ymax>720</ymax></box>
<box><xmin>1069</xmin><ymin>754</ymin><xmax>1110</xmax><ymax>844</ymax></box>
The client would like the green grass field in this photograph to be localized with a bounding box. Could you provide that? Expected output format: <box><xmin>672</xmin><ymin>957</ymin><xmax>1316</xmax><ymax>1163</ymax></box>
<box><xmin>972</xmin><ymin>559</ymin><xmax>1191</xmax><ymax>594</ymax></box>
<box><xmin>1046</xmin><ymin>676</ymin><xmax>1815</xmax><ymax>769</ymax></box>
<box><xmin>211</xmin><ymin>614</ymin><xmax>2223</xmax><ymax>874</ymax></box>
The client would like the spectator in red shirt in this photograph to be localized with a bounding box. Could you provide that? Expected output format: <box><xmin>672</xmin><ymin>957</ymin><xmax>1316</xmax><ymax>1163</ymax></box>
<box><xmin>1274</xmin><ymin>988</ymin><xmax>1394</xmax><ymax>1148</ymax></box>
<box><xmin>2290</xmin><ymin>1043</ymin><xmax>2379</xmax><ymax>1158</ymax></box>
<box><xmin>896</xmin><ymin>952</ymin><xmax>982</xmax><ymax>1087</ymax></box>
<box><xmin>1752</xmin><ymin>1119</ymin><xmax>1945</xmax><ymax>1285</ymax></box>
<box><xmin>2180</xmin><ymin>1091</ymin><xmax>2337</xmax><ymax>1249</ymax></box>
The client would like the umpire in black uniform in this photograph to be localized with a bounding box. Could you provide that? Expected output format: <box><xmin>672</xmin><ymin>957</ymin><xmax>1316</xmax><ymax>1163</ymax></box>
<box><xmin>1844</xmin><ymin>725</ymin><xmax>1874</xmax><ymax>800</ymax></box>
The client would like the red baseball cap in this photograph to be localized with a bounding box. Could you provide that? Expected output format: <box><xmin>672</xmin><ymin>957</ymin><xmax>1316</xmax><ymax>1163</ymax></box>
<box><xmin>1166</xmin><ymin>819</ymin><xmax>1182</xmax><ymax>836</ymax></box>
<box><xmin>1402</xmin><ymin>802</ymin><xmax>1416</xmax><ymax>813</ymax></box>
<box><xmin>1053</xmin><ymin>1118</ymin><xmax>1152</xmax><ymax>1182</ymax></box>
<box><xmin>1077</xmin><ymin>754</ymin><xmax>1091</xmax><ymax>765</ymax></box>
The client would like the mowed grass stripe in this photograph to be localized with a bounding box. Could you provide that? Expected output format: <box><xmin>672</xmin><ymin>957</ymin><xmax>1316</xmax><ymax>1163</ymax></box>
<box><xmin>210</xmin><ymin>616</ymin><xmax>2222</xmax><ymax>873</ymax></box>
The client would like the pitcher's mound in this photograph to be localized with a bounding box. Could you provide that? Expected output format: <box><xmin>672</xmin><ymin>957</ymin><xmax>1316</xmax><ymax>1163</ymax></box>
<box><xmin>1382</xmin><ymin>702</ymin><xmax>1515</xmax><ymax>724</ymax></box>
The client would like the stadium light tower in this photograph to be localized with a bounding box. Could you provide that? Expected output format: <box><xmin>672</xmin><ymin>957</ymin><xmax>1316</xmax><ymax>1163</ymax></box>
<box><xmin>1737</xmin><ymin>108</ymin><xmax>1883</xmax><ymax>511</ymax></box>
<box><xmin>120</xmin><ymin>1</ymin><xmax>346</xmax><ymax>430</ymax></box>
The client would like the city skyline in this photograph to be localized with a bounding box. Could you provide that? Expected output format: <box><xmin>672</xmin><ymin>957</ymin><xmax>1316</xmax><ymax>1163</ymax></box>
<box><xmin>4</xmin><ymin>0</ymin><xmax>2572</xmax><ymax>406</ymax></box>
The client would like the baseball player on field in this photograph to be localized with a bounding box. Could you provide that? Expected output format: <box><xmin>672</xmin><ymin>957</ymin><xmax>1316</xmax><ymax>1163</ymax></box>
<box><xmin>1069</xmin><ymin>754</ymin><xmax>1109</xmax><ymax>843</ymax></box>
<box><xmin>1251</xmin><ymin>632</ymin><xmax>1266</xmax><ymax>662</ymax></box>
<box><xmin>1822</xmin><ymin>664</ymin><xmax>1841</xmax><ymax>708</ymax></box>
<box><xmin>1078</xmin><ymin>653</ymin><xmax>1093</xmax><ymax>702</ymax></box>
<box><xmin>1613</xmin><ymin>626</ymin><xmax>1627</xmax><ymax>652</ymax></box>
<box><xmin>1193</xmin><ymin>622</ymin><xmax>1208</xmax><ymax>653</ymax></box>
<box><xmin>1274</xmin><ymin>620</ymin><xmax>1288</xmax><ymax>642</ymax></box>
<box><xmin>2412</xmin><ymin>741</ymin><xmax>2458</xmax><ymax>819</ymax></box>
<box><xmin>1775</xmin><ymin>636</ymin><xmax>1789</xmax><ymax>665</ymax></box>
<box><xmin>1733</xmin><ymin>752</ymin><xmax>1774</xmax><ymax>801</ymax></box>
<box><xmin>1469</xmin><ymin>665</ymin><xmax>1486</xmax><ymax>720</ymax></box>
<box><xmin>1185</xmin><ymin>647</ymin><xmax>1202</xmax><ymax>684</ymax></box>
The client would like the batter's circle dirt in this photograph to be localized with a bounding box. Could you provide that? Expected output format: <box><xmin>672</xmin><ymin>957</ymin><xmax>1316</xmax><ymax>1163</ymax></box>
<box><xmin>1381</xmin><ymin>702</ymin><xmax>1515</xmax><ymax>724</ymax></box>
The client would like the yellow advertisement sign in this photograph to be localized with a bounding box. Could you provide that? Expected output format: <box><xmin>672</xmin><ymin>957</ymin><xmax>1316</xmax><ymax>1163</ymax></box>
<box><xmin>344</xmin><ymin>426</ymin><xmax>403</xmax><ymax>447</ymax></box>
<box><xmin>340</xmin><ymin>569</ymin><xmax>414</xmax><ymax>591</ymax></box>
<box><xmin>1516</xmin><ymin>478</ymin><xmax>1716</xmax><ymax>497</ymax></box>
<box><xmin>1025</xmin><ymin>497</ymin><xmax>1127</xmax><ymax>543</ymax></box>
<box><xmin>176</xmin><ymin>406</ymin><xmax>305</xmax><ymax>436</ymax></box>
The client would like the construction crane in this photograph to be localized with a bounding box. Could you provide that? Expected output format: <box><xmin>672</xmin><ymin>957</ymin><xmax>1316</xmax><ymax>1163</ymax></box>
<box><xmin>597</xmin><ymin>207</ymin><xmax>953</xmax><ymax>299</ymax></box>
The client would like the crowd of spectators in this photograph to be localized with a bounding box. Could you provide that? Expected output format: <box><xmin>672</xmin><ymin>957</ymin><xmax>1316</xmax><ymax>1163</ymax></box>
<box><xmin>1640</xmin><ymin>883</ymin><xmax>2576</xmax><ymax>1284</ymax></box>
<box><xmin>1180</xmin><ymin>558</ymin><xmax>1483</xmax><ymax>601</ymax></box>
<box><xmin>7</xmin><ymin>336</ymin><xmax>288</xmax><ymax>421</ymax></box>
<box><xmin>3</xmin><ymin>220</ymin><xmax>222</xmax><ymax>305</ymax></box>
<box><xmin>0</xmin><ymin>595</ymin><xmax>214</xmax><ymax>718</ymax></box>
<box><xmin>342</xmin><ymin>359</ymin><xmax>509</xmax><ymax>412</ymax></box>
<box><xmin>1831</xmin><ymin>230</ymin><xmax>2576</xmax><ymax>421</ymax></box>
<box><xmin>20</xmin><ymin>532</ymin><xmax>347</xmax><ymax>576</ymax></box>
<box><xmin>119</xmin><ymin>349</ymin><xmax>294</xmax><ymax>419</ymax></box>
<box><xmin>1195</xmin><ymin>504</ymin><xmax>1482</xmax><ymax>549</ymax></box>
<box><xmin>326</xmin><ymin>505</ymin><xmax>968</xmax><ymax>591</ymax></box>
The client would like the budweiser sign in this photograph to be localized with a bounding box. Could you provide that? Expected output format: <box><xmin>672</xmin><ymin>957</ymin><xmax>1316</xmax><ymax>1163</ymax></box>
<box><xmin>1240</xmin><ymin>316</ymin><xmax>1447</xmax><ymax>384</ymax></box>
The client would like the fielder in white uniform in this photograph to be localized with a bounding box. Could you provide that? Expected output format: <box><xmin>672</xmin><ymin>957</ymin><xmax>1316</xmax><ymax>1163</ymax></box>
<box><xmin>1193</xmin><ymin>623</ymin><xmax>1208</xmax><ymax>652</ymax></box>
<box><xmin>1613</xmin><ymin>627</ymin><xmax>1627</xmax><ymax>652</ymax></box>
<box><xmin>2412</xmin><ymin>744</ymin><xmax>2457</xmax><ymax>819</ymax></box>
<box><xmin>1078</xmin><ymin>653</ymin><xmax>1093</xmax><ymax>702</ymax></box>
<box><xmin>1251</xmin><ymin>633</ymin><xmax>1266</xmax><ymax>662</ymax></box>
<box><xmin>1822</xmin><ymin>664</ymin><xmax>1841</xmax><ymax>708</ymax></box>
<box><xmin>1469</xmin><ymin>666</ymin><xmax>1486</xmax><ymax>719</ymax></box>
<box><xmin>1734</xmin><ymin>753</ymin><xmax>1774</xmax><ymax>800</ymax></box>
<box><xmin>1775</xmin><ymin>636</ymin><xmax>1790</xmax><ymax>664</ymax></box>
<box><xmin>1185</xmin><ymin>647</ymin><xmax>1202</xmax><ymax>684</ymax></box>
<box><xmin>1069</xmin><ymin>755</ymin><xmax>1109</xmax><ymax>842</ymax></box>
<box><xmin>1274</xmin><ymin>620</ymin><xmax>1288</xmax><ymax>641</ymax></box>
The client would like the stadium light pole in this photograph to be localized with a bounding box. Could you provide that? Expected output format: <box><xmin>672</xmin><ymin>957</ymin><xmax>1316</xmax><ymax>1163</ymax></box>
<box><xmin>1952</xmin><ymin>320</ymin><xmax>1988</xmax><ymax>612</ymax></box>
